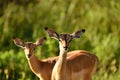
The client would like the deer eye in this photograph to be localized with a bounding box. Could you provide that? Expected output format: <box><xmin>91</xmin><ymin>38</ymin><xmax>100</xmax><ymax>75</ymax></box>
<box><xmin>58</xmin><ymin>39</ymin><xmax>62</xmax><ymax>42</ymax></box>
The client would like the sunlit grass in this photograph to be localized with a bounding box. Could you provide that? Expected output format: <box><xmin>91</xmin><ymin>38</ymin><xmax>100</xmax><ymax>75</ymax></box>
<box><xmin>0</xmin><ymin>0</ymin><xmax>120</xmax><ymax>80</ymax></box>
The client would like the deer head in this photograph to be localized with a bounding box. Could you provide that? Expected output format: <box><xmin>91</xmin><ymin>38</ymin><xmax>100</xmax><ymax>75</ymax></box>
<box><xmin>13</xmin><ymin>37</ymin><xmax>46</xmax><ymax>58</ymax></box>
<box><xmin>45</xmin><ymin>27</ymin><xmax>85</xmax><ymax>52</ymax></box>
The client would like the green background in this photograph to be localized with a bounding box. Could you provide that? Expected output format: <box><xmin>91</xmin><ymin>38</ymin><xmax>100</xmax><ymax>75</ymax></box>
<box><xmin>0</xmin><ymin>0</ymin><xmax>120</xmax><ymax>80</ymax></box>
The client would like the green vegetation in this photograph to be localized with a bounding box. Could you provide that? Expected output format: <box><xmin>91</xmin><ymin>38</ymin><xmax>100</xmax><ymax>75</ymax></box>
<box><xmin>0</xmin><ymin>0</ymin><xmax>120</xmax><ymax>80</ymax></box>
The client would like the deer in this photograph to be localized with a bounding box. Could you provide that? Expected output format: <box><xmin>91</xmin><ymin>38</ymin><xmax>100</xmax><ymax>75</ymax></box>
<box><xmin>13</xmin><ymin>37</ymin><xmax>77</xmax><ymax>80</ymax></box>
<box><xmin>13</xmin><ymin>37</ymin><xmax>56</xmax><ymax>80</ymax></box>
<box><xmin>45</xmin><ymin>28</ymin><xmax>98</xmax><ymax>80</ymax></box>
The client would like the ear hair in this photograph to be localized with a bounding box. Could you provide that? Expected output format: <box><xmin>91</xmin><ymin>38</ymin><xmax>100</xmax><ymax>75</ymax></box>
<box><xmin>35</xmin><ymin>37</ymin><xmax>46</xmax><ymax>46</ymax></box>
<box><xmin>45</xmin><ymin>27</ymin><xmax>59</xmax><ymax>40</ymax></box>
<box><xmin>13</xmin><ymin>37</ymin><xmax>25</xmax><ymax>48</ymax></box>
<box><xmin>72</xmin><ymin>29</ymin><xmax>85</xmax><ymax>38</ymax></box>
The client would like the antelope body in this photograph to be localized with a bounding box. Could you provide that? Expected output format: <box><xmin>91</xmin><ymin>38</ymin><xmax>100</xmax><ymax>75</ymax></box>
<box><xmin>45</xmin><ymin>28</ymin><xmax>98</xmax><ymax>80</ymax></box>
<box><xmin>13</xmin><ymin>37</ymin><xmax>81</xmax><ymax>80</ymax></box>
<box><xmin>13</xmin><ymin>37</ymin><xmax>55</xmax><ymax>80</ymax></box>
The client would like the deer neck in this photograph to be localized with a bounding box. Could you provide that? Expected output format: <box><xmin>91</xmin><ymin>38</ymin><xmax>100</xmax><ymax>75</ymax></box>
<box><xmin>55</xmin><ymin>46</ymin><xmax>67</xmax><ymax>74</ymax></box>
<box><xmin>59</xmin><ymin>48</ymin><xmax>67</xmax><ymax>68</ymax></box>
<box><xmin>59</xmin><ymin>48</ymin><xmax>67</xmax><ymax>62</ymax></box>
<box><xmin>27</xmin><ymin>53</ymin><xmax>42</xmax><ymax>78</ymax></box>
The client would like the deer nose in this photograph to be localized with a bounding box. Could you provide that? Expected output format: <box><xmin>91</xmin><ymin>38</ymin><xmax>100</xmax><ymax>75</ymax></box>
<box><xmin>64</xmin><ymin>46</ymin><xmax>68</xmax><ymax>50</ymax></box>
<box><xmin>28</xmin><ymin>54</ymin><xmax>31</xmax><ymax>58</ymax></box>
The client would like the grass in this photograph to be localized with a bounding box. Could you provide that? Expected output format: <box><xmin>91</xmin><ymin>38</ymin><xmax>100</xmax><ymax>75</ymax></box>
<box><xmin>0</xmin><ymin>0</ymin><xmax>120</xmax><ymax>80</ymax></box>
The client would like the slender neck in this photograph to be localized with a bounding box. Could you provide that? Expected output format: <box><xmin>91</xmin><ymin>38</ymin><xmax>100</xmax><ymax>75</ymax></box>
<box><xmin>58</xmin><ymin>49</ymin><xmax>67</xmax><ymax>68</ymax></box>
<box><xmin>55</xmin><ymin>45</ymin><xmax>67</xmax><ymax>74</ymax></box>
<box><xmin>59</xmin><ymin>47</ymin><xmax>67</xmax><ymax>62</ymax></box>
<box><xmin>27</xmin><ymin>53</ymin><xmax>42</xmax><ymax>77</ymax></box>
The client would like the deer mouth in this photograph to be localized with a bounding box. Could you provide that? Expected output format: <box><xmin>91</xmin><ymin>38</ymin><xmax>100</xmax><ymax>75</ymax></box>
<box><xmin>28</xmin><ymin>54</ymin><xmax>32</xmax><ymax>58</ymax></box>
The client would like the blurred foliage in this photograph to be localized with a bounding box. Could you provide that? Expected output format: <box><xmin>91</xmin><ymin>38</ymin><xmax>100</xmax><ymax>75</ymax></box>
<box><xmin>0</xmin><ymin>0</ymin><xmax>120</xmax><ymax>80</ymax></box>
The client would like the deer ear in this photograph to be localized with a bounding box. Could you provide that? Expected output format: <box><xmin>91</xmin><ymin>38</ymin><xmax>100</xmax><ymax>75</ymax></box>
<box><xmin>13</xmin><ymin>37</ymin><xmax>25</xmax><ymax>48</ymax></box>
<box><xmin>71</xmin><ymin>29</ymin><xmax>85</xmax><ymax>38</ymax></box>
<box><xmin>35</xmin><ymin>37</ymin><xmax>46</xmax><ymax>46</ymax></box>
<box><xmin>45</xmin><ymin>27</ymin><xmax>59</xmax><ymax>40</ymax></box>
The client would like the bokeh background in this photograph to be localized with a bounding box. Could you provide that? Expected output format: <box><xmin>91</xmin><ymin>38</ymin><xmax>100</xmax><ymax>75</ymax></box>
<box><xmin>0</xmin><ymin>0</ymin><xmax>120</xmax><ymax>80</ymax></box>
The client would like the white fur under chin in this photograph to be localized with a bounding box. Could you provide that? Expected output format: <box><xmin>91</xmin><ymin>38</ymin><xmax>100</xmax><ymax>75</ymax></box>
<box><xmin>59</xmin><ymin>43</ymin><xmax>68</xmax><ymax>51</ymax></box>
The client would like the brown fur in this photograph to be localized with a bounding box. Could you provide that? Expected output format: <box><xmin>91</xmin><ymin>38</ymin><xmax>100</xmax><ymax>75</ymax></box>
<box><xmin>52</xmin><ymin>50</ymin><xmax>98</xmax><ymax>80</ymax></box>
<box><xmin>45</xmin><ymin>28</ymin><xmax>99</xmax><ymax>80</ymax></box>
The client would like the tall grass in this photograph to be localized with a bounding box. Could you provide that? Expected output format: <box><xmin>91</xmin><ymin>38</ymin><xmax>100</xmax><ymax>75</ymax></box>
<box><xmin>0</xmin><ymin>0</ymin><xmax>120</xmax><ymax>80</ymax></box>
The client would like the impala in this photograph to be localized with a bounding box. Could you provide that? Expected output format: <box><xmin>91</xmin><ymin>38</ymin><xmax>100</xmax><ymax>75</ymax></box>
<box><xmin>13</xmin><ymin>37</ymin><xmax>76</xmax><ymax>80</ymax></box>
<box><xmin>13</xmin><ymin>37</ymin><xmax>56</xmax><ymax>80</ymax></box>
<box><xmin>45</xmin><ymin>28</ymin><xmax>98</xmax><ymax>80</ymax></box>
